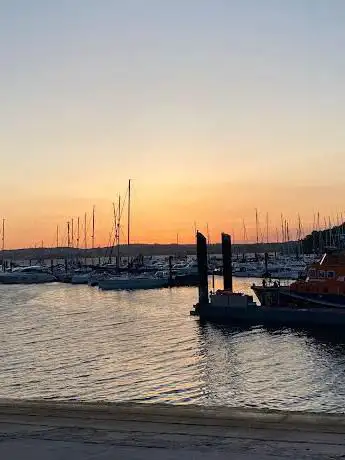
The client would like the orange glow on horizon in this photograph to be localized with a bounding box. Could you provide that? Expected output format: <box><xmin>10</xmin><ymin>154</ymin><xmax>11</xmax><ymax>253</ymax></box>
<box><xmin>1</xmin><ymin>182</ymin><xmax>345</xmax><ymax>250</ymax></box>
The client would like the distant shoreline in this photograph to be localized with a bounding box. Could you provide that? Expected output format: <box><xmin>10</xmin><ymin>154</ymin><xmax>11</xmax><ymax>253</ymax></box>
<box><xmin>1</xmin><ymin>242</ymin><xmax>297</xmax><ymax>261</ymax></box>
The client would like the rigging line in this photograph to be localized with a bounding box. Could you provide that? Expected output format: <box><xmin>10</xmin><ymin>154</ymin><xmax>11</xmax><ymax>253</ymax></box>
<box><xmin>118</xmin><ymin>188</ymin><xmax>129</xmax><ymax>221</ymax></box>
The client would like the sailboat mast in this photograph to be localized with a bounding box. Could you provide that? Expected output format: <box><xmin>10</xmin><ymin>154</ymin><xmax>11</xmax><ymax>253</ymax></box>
<box><xmin>84</xmin><ymin>212</ymin><xmax>87</xmax><ymax>249</ymax></box>
<box><xmin>117</xmin><ymin>196</ymin><xmax>121</xmax><ymax>268</ymax></box>
<box><xmin>266</xmin><ymin>212</ymin><xmax>269</xmax><ymax>244</ymax></box>
<box><xmin>56</xmin><ymin>225</ymin><xmax>59</xmax><ymax>248</ymax></box>
<box><xmin>323</xmin><ymin>217</ymin><xmax>328</xmax><ymax>247</ymax></box>
<box><xmin>206</xmin><ymin>223</ymin><xmax>210</xmax><ymax>245</ymax></box>
<box><xmin>297</xmin><ymin>214</ymin><xmax>302</xmax><ymax>257</ymax></box>
<box><xmin>77</xmin><ymin>217</ymin><xmax>80</xmax><ymax>249</ymax></box>
<box><xmin>127</xmin><ymin>179</ymin><xmax>131</xmax><ymax>248</ymax></box>
<box><xmin>110</xmin><ymin>202</ymin><xmax>117</xmax><ymax>263</ymax></box>
<box><xmin>83</xmin><ymin>212</ymin><xmax>87</xmax><ymax>264</ymax></box>
<box><xmin>284</xmin><ymin>219</ymin><xmax>288</xmax><ymax>256</ymax></box>
<box><xmin>285</xmin><ymin>220</ymin><xmax>288</xmax><ymax>241</ymax></box>
<box><xmin>312</xmin><ymin>213</ymin><xmax>316</xmax><ymax>253</ymax></box>
<box><xmin>71</xmin><ymin>218</ymin><xmax>74</xmax><ymax>248</ymax></box>
<box><xmin>1</xmin><ymin>218</ymin><xmax>5</xmax><ymax>269</ymax></box>
<box><xmin>280</xmin><ymin>213</ymin><xmax>284</xmax><ymax>243</ymax></box>
<box><xmin>92</xmin><ymin>206</ymin><xmax>95</xmax><ymax>249</ymax></box>
<box><xmin>67</xmin><ymin>221</ymin><xmax>70</xmax><ymax>248</ymax></box>
<box><xmin>255</xmin><ymin>208</ymin><xmax>259</xmax><ymax>244</ymax></box>
<box><xmin>127</xmin><ymin>180</ymin><xmax>131</xmax><ymax>266</ymax></box>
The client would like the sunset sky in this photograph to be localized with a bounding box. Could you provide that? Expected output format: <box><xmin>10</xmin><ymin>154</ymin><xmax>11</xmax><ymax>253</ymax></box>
<box><xmin>1</xmin><ymin>0</ymin><xmax>345</xmax><ymax>248</ymax></box>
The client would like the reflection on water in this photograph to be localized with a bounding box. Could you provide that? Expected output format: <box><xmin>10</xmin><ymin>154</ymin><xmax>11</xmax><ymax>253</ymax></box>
<box><xmin>1</xmin><ymin>276</ymin><xmax>345</xmax><ymax>412</ymax></box>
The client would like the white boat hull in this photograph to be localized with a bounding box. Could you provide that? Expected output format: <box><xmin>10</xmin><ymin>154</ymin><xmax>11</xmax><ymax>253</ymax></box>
<box><xmin>71</xmin><ymin>274</ymin><xmax>90</xmax><ymax>284</ymax></box>
<box><xmin>0</xmin><ymin>273</ymin><xmax>56</xmax><ymax>284</ymax></box>
<box><xmin>98</xmin><ymin>277</ymin><xmax>168</xmax><ymax>290</ymax></box>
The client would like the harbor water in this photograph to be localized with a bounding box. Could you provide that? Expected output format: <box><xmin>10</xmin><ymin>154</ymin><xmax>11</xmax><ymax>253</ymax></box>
<box><xmin>2</xmin><ymin>277</ymin><xmax>345</xmax><ymax>413</ymax></box>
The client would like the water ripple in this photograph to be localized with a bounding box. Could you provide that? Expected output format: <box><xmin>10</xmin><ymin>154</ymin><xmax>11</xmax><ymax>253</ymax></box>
<box><xmin>2</xmin><ymin>277</ymin><xmax>345</xmax><ymax>412</ymax></box>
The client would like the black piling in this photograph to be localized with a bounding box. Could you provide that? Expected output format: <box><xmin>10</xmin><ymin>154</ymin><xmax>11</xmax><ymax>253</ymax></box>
<box><xmin>222</xmin><ymin>233</ymin><xmax>233</xmax><ymax>291</ymax></box>
<box><xmin>196</xmin><ymin>231</ymin><xmax>208</xmax><ymax>304</ymax></box>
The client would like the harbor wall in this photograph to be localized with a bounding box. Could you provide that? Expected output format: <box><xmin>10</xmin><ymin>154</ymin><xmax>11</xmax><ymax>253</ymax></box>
<box><xmin>1</xmin><ymin>399</ymin><xmax>345</xmax><ymax>433</ymax></box>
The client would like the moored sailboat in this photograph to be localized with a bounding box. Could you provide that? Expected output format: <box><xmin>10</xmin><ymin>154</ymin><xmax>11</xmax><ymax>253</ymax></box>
<box><xmin>98</xmin><ymin>273</ymin><xmax>169</xmax><ymax>290</ymax></box>
<box><xmin>0</xmin><ymin>266</ymin><xmax>56</xmax><ymax>284</ymax></box>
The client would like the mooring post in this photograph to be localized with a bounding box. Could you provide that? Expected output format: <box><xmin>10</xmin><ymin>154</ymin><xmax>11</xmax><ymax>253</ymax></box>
<box><xmin>196</xmin><ymin>231</ymin><xmax>208</xmax><ymax>304</ymax></box>
<box><xmin>222</xmin><ymin>233</ymin><xmax>233</xmax><ymax>291</ymax></box>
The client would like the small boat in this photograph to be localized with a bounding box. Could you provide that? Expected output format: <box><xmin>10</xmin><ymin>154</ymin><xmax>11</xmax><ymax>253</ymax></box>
<box><xmin>0</xmin><ymin>266</ymin><xmax>56</xmax><ymax>284</ymax></box>
<box><xmin>98</xmin><ymin>274</ymin><xmax>169</xmax><ymax>290</ymax></box>
<box><xmin>232</xmin><ymin>264</ymin><xmax>263</xmax><ymax>278</ymax></box>
<box><xmin>71</xmin><ymin>268</ymin><xmax>92</xmax><ymax>284</ymax></box>
<box><xmin>88</xmin><ymin>271</ymin><xmax>105</xmax><ymax>287</ymax></box>
<box><xmin>172</xmin><ymin>260</ymin><xmax>199</xmax><ymax>286</ymax></box>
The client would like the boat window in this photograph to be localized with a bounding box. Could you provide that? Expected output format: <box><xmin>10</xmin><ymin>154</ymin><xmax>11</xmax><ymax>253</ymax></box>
<box><xmin>327</xmin><ymin>271</ymin><xmax>335</xmax><ymax>279</ymax></box>
<box><xmin>308</xmin><ymin>269</ymin><xmax>316</xmax><ymax>278</ymax></box>
<box><xmin>318</xmin><ymin>270</ymin><xmax>325</xmax><ymax>278</ymax></box>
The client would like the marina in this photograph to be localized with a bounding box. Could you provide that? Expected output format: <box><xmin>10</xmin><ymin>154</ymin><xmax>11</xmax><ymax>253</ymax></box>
<box><xmin>3</xmin><ymin>228</ymin><xmax>345</xmax><ymax>412</ymax></box>
<box><xmin>2</xmin><ymin>2</ymin><xmax>345</xmax><ymax>457</ymax></box>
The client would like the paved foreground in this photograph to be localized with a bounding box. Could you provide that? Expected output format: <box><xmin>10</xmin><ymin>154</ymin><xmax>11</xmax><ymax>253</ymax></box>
<box><xmin>1</xmin><ymin>400</ymin><xmax>345</xmax><ymax>459</ymax></box>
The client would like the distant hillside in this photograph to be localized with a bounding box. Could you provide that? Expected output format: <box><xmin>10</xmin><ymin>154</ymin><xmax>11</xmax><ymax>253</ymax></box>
<box><xmin>1</xmin><ymin>241</ymin><xmax>297</xmax><ymax>261</ymax></box>
<box><xmin>302</xmin><ymin>223</ymin><xmax>345</xmax><ymax>254</ymax></box>
<box><xmin>3</xmin><ymin>224</ymin><xmax>342</xmax><ymax>261</ymax></box>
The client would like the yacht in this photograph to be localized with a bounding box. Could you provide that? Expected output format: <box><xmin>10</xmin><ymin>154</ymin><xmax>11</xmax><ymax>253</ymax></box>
<box><xmin>98</xmin><ymin>273</ymin><xmax>169</xmax><ymax>290</ymax></box>
<box><xmin>71</xmin><ymin>268</ymin><xmax>93</xmax><ymax>284</ymax></box>
<box><xmin>0</xmin><ymin>266</ymin><xmax>56</xmax><ymax>284</ymax></box>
